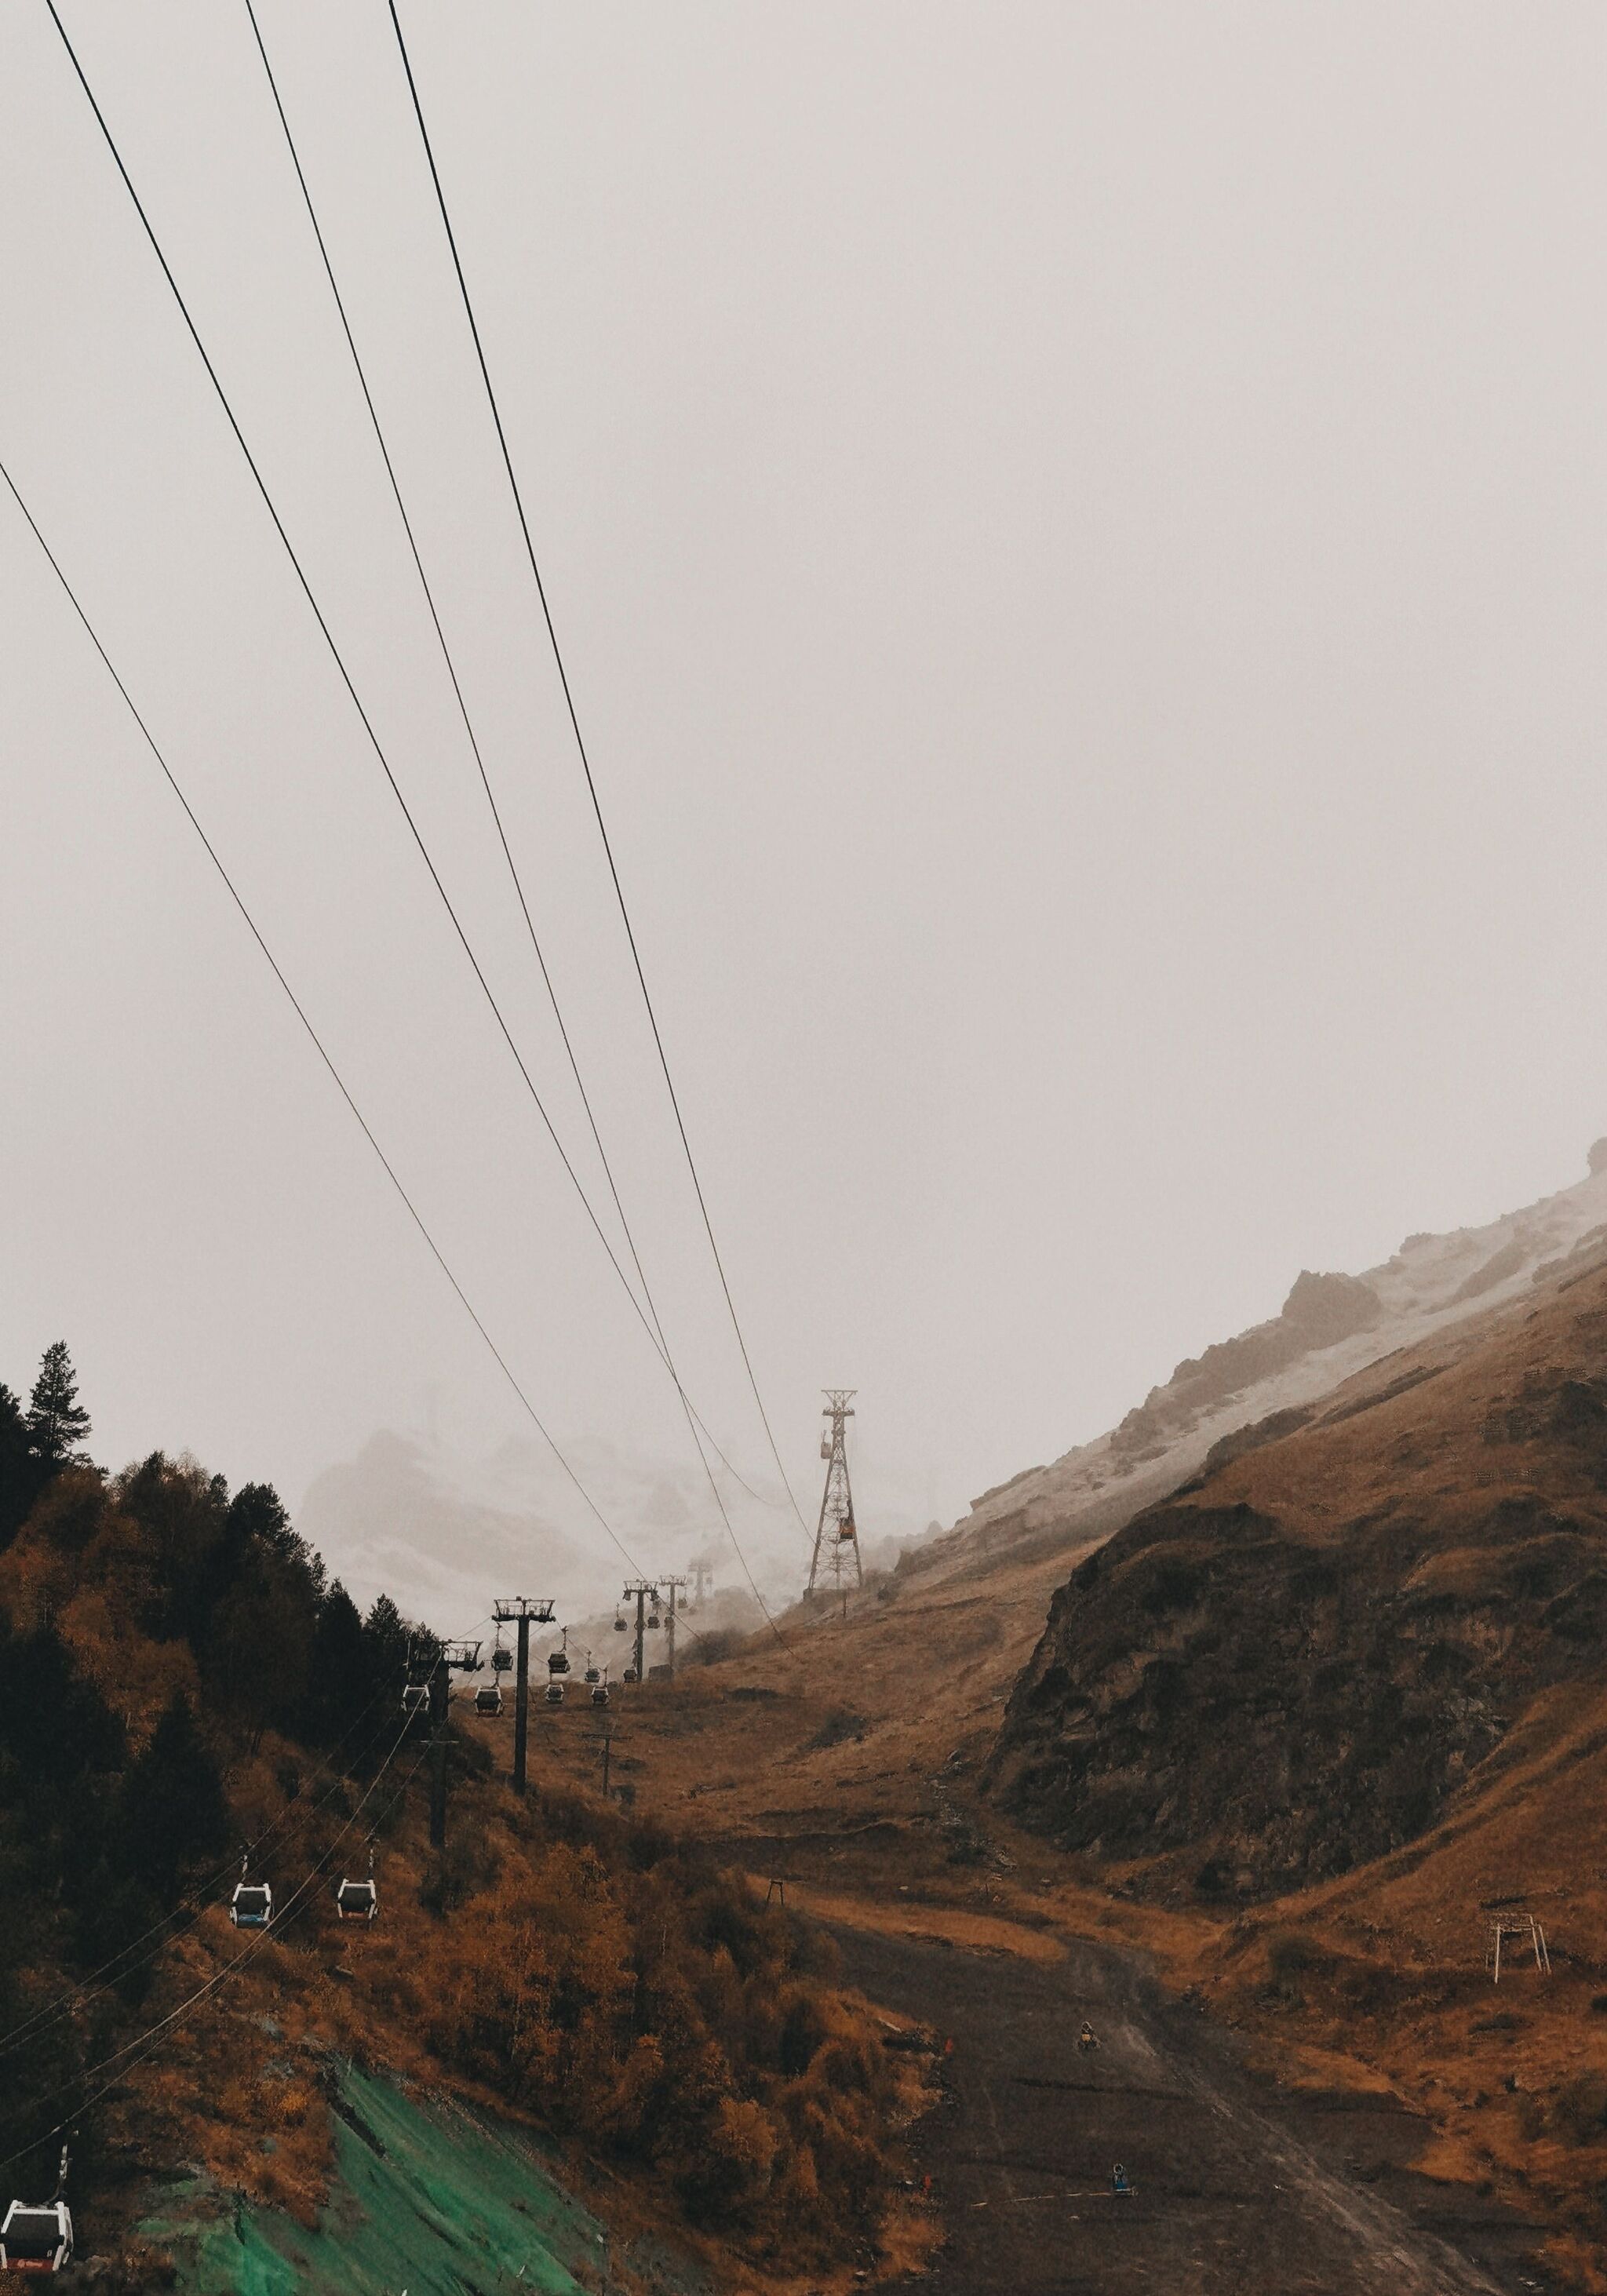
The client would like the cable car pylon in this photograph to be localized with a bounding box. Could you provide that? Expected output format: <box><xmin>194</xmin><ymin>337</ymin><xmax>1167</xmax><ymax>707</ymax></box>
<box><xmin>807</xmin><ymin>1390</ymin><xmax>862</xmax><ymax>1600</ymax></box>
<box><xmin>492</xmin><ymin>1598</ymin><xmax>556</xmax><ymax>1796</ymax></box>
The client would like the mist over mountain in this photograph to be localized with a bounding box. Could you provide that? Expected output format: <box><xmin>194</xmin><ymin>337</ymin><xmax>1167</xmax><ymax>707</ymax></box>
<box><xmin>297</xmin><ymin>1421</ymin><xmax>938</xmax><ymax>1630</ymax></box>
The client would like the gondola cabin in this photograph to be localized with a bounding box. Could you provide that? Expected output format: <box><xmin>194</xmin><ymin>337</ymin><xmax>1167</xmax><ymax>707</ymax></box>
<box><xmin>334</xmin><ymin>1878</ymin><xmax>378</xmax><ymax>1923</ymax></box>
<box><xmin>547</xmin><ymin>1649</ymin><xmax>570</xmax><ymax>1676</ymax></box>
<box><xmin>474</xmin><ymin>1684</ymin><xmax>503</xmax><ymax>1718</ymax></box>
<box><xmin>622</xmin><ymin>1666</ymin><xmax>639</xmax><ymax>1684</ymax></box>
<box><xmin>612</xmin><ymin>1612</ymin><xmax>627</xmax><ymax>1632</ymax></box>
<box><xmin>583</xmin><ymin>1662</ymin><xmax>601</xmax><ymax>1686</ymax></box>
<box><xmin>590</xmin><ymin>1682</ymin><xmax>610</xmax><ymax>1707</ymax></box>
<box><xmin>401</xmin><ymin>1683</ymin><xmax>428</xmax><ymax>1717</ymax></box>
<box><xmin>0</xmin><ymin>2202</ymin><xmax>73</xmax><ymax>2274</ymax></box>
<box><xmin>491</xmin><ymin>1646</ymin><xmax>512</xmax><ymax>1674</ymax></box>
<box><xmin>545</xmin><ymin>1681</ymin><xmax>564</xmax><ymax>1705</ymax></box>
<box><xmin>229</xmin><ymin>1880</ymin><xmax>273</xmax><ymax>1929</ymax></box>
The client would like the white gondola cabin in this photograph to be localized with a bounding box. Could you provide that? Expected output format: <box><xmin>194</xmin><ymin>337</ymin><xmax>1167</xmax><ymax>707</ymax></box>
<box><xmin>0</xmin><ymin>2199</ymin><xmax>73</xmax><ymax>2274</ymax></box>
<box><xmin>334</xmin><ymin>1877</ymin><xmax>378</xmax><ymax>1923</ymax></box>
<box><xmin>230</xmin><ymin>1879</ymin><xmax>273</xmax><ymax>1929</ymax></box>
<box><xmin>401</xmin><ymin>1683</ymin><xmax>428</xmax><ymax>1718</ymax></box>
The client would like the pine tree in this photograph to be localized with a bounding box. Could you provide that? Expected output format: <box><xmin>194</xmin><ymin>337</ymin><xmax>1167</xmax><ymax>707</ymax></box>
<box><xmin>27</xmin><ymin>1341</ymin><xmax>91</xmax><ymax>1466</ymax></box>
<box><xmin>0</xmin><ymin>1383</ymin><xmax>38</xmax><ymax>1547</ymax></box>
<box><xmin>119</xmin><ymin>1693</ymin><xmax>228</xmax><ymax>1901</ymax></box>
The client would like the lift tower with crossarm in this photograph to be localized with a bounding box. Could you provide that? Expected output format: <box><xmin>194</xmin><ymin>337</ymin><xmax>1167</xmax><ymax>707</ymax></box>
<box><xmin>807</xmin><ymin>1390</ymin><xmax>862</xmax><ymax>1597</ymax></box>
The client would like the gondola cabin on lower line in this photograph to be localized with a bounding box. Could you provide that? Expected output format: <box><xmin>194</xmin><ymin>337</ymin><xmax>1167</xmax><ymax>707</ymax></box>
<box><xmin>401</xmin><ymin>1682</ymin><xmax>428</xmax><ymax>1718</ymax></box>
<box><xmin>334</xmin><ymin>1876</ymin><xmax>378</xmax><ymax>1922</ymax></box>
<box><xmin>545</xmin><ymin>1680</ymin><xmax>564</xmax><ymax>1705</ymax></box>
<box><xmin>229</xmin><ymin>1878</ymin><xmax>273</xmax><ymax>1929</ymax></box>
<box><xmin>0</xmin><ymin>2200</ymin><xmax>73</xmax><ymax>2275</ymax></box>
<box><xmin>474</xmin><ymin>1683</ymin><xmax>503</xmax><ymax>1718</ymax></box>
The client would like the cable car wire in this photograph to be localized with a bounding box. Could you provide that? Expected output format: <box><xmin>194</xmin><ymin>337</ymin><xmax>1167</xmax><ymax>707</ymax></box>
<box><xmin>0</xmin><ymin>454</ymin><xmax>765</xmax><ymax>1656</ymax></box>
<box><xmin>0</xmin><ymin>1604</ymin><xmax>494</xmax><ymax>2068</ymax></box>
<box><xmin>239</xmin><ymin>0</ymin><xmax>785</xmax><ymax>1530</ymax></box>
<box><xmin>386</xmin><ymin>2</ymin><xmax>818</xmax><ymax>1550</ymax></box>
<box><xmin>0</xmin><ymin>1718</ymin><xmax>424</xmax><ymax>2179</ymax></box>
<box><xmin>39</xmin><ymin>0</ymin><xmax>781</xmax><ymax>1525</ymax></box>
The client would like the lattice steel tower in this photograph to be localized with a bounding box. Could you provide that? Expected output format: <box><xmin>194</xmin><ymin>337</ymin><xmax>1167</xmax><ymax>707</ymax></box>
<box><xmin>807</xmin><ymin>1389</ymin><xmax>862</xmax><ymax>1595</ymax></box>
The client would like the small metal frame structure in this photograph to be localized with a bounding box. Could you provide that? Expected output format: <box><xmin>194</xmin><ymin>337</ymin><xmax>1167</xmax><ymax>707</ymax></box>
<box><xmin>1486</xmin><ymin>1912</ymin><xmax>1551</xmax><ymax>1984</ymax></box>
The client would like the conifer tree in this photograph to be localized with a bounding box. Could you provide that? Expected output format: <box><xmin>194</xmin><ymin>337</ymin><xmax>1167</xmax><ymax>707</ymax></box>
<box><xmin>120</xmin><ymin>1693</ymin><xmax>228</xmax><ymax>1901</ymax></box>
<box><xmin>0</xmin><ymin>1383</ymin><xmax>37</xmax><ymax>1547</ymax></box>
<box><xmin>27</xmin><ymin>1340</ymin><xmax>91</xmax><ymax>1465</ymax></box>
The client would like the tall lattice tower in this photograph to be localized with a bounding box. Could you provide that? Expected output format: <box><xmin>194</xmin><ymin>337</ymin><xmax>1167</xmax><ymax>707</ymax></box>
<box><xmin>807</xmin><ymin>1389</ymin><xmax>862</xmax><ymax>1595</ymax></box>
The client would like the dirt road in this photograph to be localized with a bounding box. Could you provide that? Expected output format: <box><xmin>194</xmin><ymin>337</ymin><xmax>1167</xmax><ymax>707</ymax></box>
<box><xmin>830</xmin><ymin>1926</ymin><xmax>1553</xmax><ymax>2296</ymax></box>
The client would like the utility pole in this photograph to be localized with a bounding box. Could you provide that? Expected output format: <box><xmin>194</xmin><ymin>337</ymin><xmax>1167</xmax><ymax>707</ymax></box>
<box><xmin>622</xmin><ymin>1579</ymin><xmax>657</xmax><ymax>1682</ymax></box>
<box><xmin>429</xmin><ymin>1638</ymin><xmax>483</xmax><ymax>1850</ymax></box>
<box><xmin>807</xmin><ymin>1389</ymin><xmax>863</xmax><ymax>1598</ymax></box>
<box><xmin>660</xmin><ymin>1575</ymin><xmax>687</xmax><ymax>1678</ymax></box>
<box><xmin>494</xmin><ymin>1598</ymin><xmax>556</xmax><ymax>1796</ymax></box>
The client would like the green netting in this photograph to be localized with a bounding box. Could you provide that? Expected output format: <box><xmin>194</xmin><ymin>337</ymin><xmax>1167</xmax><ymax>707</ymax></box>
<box><xmin>140</xmin><ymin>2065</ymin><xmax>654</xmax><ymax>2296</ymax></box>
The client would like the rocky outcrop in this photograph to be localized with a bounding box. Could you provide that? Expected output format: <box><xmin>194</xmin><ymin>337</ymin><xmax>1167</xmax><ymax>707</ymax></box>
<box><xmin>986</xmin><ymin>1268</ymin><xmax>1607</xmax><ymax>1899</ymax></box>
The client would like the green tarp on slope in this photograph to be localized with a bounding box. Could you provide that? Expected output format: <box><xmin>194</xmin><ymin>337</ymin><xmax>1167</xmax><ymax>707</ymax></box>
<box><xmin>142</xmin><ymin>2065</ymin><xmax>696</xmax><ymax>2296</ymax></box>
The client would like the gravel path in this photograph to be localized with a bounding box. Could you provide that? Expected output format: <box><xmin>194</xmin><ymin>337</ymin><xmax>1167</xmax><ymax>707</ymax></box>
<box><xmin>829</xmin><ymin>1926</ymin><xmax>1553</xmax><ymax>2296</ymax></box>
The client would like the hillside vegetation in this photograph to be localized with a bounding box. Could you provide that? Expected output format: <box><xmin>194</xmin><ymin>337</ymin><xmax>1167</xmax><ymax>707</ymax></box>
<box><xmin>0</xmin><ymin>1347</ymin><xmax>920</xmax><ymax>2287</ymax></box>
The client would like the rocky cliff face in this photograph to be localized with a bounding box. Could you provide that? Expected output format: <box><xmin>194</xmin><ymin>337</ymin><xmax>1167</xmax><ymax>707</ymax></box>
<box><xmin>984</xmin><ymin>1241</ymin><xmax>1607</xmax><ymax>1900</ymax></box>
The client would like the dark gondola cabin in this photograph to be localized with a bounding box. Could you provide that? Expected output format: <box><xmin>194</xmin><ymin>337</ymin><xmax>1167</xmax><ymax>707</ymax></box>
<box><xmin>474</xmin><ymin>1683</ymin><xmax>502</xmax><ymax>1718</ymax></box>
<box><xmin>622</xmin><ymin>1666</ymin><xmax>639</xmax><ymax>1684</ymax></box>
<box><xmin>334</xmin><ymin>1877</ymin><xmax>378</xmax><ymax>1922</ymax></box>
<box><xmin>545</xmin><ymin>1680</ymin><xmax>564</xmax><ymax>1705</ymax></box>
<box><xmin>590</xmin><ymin>1682</ymin><xmax>610</xmax><ymax>1707</ymax></box>
<box><xmin>0</xmin><ymin>2202</ymin><xmax>73</xmax><ymax>2273</ymax></box>
<box><xmin>229</xmin><ymin>1880</ymin><xmax>273</xmax><ymax>1929</ymax></box>
<box><xmin>583</xmin><ymin>1662</ymin><xmax>601</xmax><ymax>1685</ymax></box>
<box><xmin>547</xmin><ymin>1649</ymin><xmax>570</xmax><ymax>1676</ymax></box>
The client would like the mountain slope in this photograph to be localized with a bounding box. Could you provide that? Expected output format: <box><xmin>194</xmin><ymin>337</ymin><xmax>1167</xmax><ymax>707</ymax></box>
<box><xmin>929</xmin><ymin>1144</ymin><xmax>1607</xmax><ymax>1579</ymax></box>
<box><xmin>986</xmin><ymin>1209</ymin><xmax>1607</xmax><ymax>1897</ymax></box>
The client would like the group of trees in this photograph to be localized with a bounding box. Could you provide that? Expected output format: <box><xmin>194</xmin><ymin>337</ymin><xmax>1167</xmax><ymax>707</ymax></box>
<box><xmin>0</xmin><ymin>1344</ymin><xmax>912</xmax><ymax>2269</ymax></box>
<box><xmin>0</xmin><ymin>1343</ymin><xmax>431</xmax><ymax>2199</ymax></box>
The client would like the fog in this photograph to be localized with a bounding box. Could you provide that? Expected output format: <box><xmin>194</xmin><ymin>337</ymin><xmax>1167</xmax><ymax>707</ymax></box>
<box><xmin>3</xmin><ymin>4</ymin><xmax>1603</xmax><ymax>1605</ymax></box>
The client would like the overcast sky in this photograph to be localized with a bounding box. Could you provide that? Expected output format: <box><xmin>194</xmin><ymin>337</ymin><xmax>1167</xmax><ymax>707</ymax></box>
<box><xmin>3</xmin><ymin>3</ymin><xmax>1604</xmax><ymax>1567</ymax></box>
